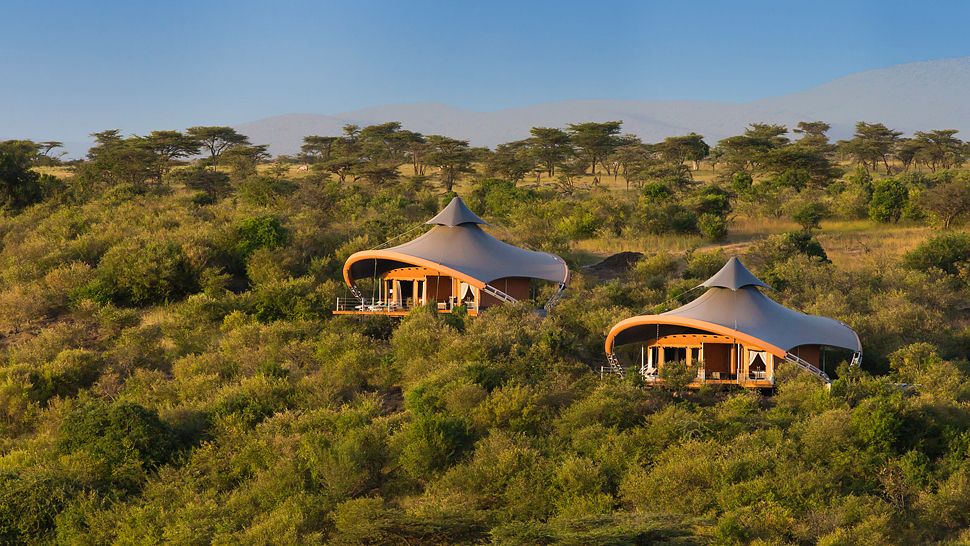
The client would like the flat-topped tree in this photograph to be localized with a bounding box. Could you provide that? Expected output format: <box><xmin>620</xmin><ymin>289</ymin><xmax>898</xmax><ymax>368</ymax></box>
<box><xmin>301</xmin><ymin>135</ymin><xmax>339</xmax><ymax>164</ymax></box>
<box><xmin>483</xmin><ymin>140</ymin><xmax>534</xmax><ymax>183</ymax></box>
<box><xmin>655</xmin><ymin>133</ymin><xmax>710</xmax><ymax>171</ymax></box>
<box><xmin>142</xmin><ymin>130</ymin><xmax>201</xmax><ymax>178</ymax></box>
<box><xmin>567</xmin><ymin>121</ymin><xmax>622</xmax><ymax>176</ymax></box>
<box><xmin>911</xmin><ymin>129</ymin><xmax>965</xmax><ymax>171</ymax></box>
<box><xmin>837</xmin><ymin>122</ymin><xmax>903</xmax><ymax>174</ymax></box>
<box><xmin>793</xmin><ymin>121</ymin><xmax>833</xmax><ymax>151</ymax></box>
<box><xmin>528</xmin><ymin>127</ymin><xmax>573</xmax><ymax>178</ymax></box>
<box><xmin>186</xmin><ymin>126</ymin><xmax>250</xmax><ymax>166</ymax></box>
<box><xmin>425</xmin><ymin>136</ymin><xmax>474</xmax><ymax>192</ymax></box>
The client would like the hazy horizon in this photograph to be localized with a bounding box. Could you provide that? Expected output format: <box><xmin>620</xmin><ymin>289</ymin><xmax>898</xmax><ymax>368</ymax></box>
<box><xmin>4</xmin><ymin>0</ymin><xmax>970</xmax><ymax>143</ymax></box>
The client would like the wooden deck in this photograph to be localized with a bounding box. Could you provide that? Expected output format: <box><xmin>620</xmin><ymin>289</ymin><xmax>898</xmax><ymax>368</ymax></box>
<box><xmin>332</xmin><ymin>308</ymin><xmax>479</xmax><ymax>317</ymax></box>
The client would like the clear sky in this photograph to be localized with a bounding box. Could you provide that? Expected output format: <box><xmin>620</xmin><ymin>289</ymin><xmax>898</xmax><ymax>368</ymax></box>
<box><xmin>2</xmin><ymin>0</ymin><xmax>969</xmax><ymax>141</ymax></box>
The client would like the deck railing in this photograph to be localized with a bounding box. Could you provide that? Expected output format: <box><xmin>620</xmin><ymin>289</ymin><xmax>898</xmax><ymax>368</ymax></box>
<box><xmin>335</xmin><ymin>297</ymin><xmax>478</xmax><ymax>314</ymax></box>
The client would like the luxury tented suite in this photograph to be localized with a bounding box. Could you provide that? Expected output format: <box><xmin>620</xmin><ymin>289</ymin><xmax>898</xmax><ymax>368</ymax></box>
<box><xmin>605</xmin><ymin>257</ymin><xmax>862</xmax><ymax>388</ymax></box>
<box><xmin>335</xmin><ymin>197</ymin><xmax>570</xmax><ymax>316</ymax></box>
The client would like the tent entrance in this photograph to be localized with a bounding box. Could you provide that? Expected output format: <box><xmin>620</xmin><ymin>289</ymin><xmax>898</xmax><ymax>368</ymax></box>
<box><xmin>748</xmin><ymin>351</ymin><xmax>768</xmax><ymax>380</ymax></box>
<box><xmin>703</xmin><ymin>343</ymin><xmax>735</xmax><ymax>380</ymax></box>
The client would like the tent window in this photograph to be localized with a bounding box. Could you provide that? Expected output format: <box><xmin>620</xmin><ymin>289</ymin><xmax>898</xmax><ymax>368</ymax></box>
<box><xmin>749</xmin><ymin>351</ymin><xmax>767</xmax><ymax>379</ymax></box>
<box><xmin>664</xmin><ymin>347</ymin><xmax>687</xmax><ymax>365</ymax></box>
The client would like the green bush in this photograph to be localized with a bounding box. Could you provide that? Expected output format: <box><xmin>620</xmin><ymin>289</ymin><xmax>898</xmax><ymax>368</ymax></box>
<box><xmin>792</xmin><ymin>201</ymin><xmax>828</xmax><ymax>230</ymax></box>
<box><xmin>90</xmin><ymin>240</ymin><xmax>199</xmax><ymax>306</ymax></box>
<box><xmin>234</xmin><ymin>215</ymin><xmax>288</xmax><ymax>258</ymax></box>
<box><xmin>903</xmin><ymin>232</ymin><xmax>970</xmax><ymax>275</ymax></box>
<box><xmin>698</xmin><ymin>213</ymin><xmax>727</xmax><ymax>241</ymax></box>
<box><xmin>59</xmin><ymin>399</ymin><xmax>178</xmax><ymax>489</ymax></box>
<box><xmin>248</xmin><ymin>276</ymin><xmax>327</xmax><ymax>322</ymax></box>
<box><xmin>0</xmin><ymin>471</ymin><xmax>79</xmax><ymax>544</ymax></box>
<box><xmin>29</xmin><ymin>349</ymin><xmax>102</xmax><ymax>404</ymax></box>
<box><xmin>211</xmin><ymin>374</ymin><xmax>293</xmax><ymax>427</ymax></box>
<box><xmin>237</xmin><ymin>176</ymin><xmax>297</xmax><ymax>206</ymax></box>
<box><xmin>869</xmin><ymin>177</ymin><xmax>909</xmax><ymax>223</ymax></box>
<box><xmin>0</xmin><ymin>140</ymin><xmax>45</xmax><ymax>212</ymax></box>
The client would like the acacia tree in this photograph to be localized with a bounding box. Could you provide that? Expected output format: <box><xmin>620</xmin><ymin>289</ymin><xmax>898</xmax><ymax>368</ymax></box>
<box><xmin>352</xmin><ymin>122</ymin><xmax>426</xmax><ymax>184</ymax></box>
<box><xmin>566</xmin><ymin>121</ymin><xmax>622</xmax><ymax>177</ymax></box>
<box><xmin>911</xmin><ymin>130</ymin><xmax>965</xmax><ymax>171</ymax></box>
<box><xmin>528</xmin><ymin>127</ymin><xmax>572</xmax><ymax>178</ymax></box>
<box><xmin>0</xmin><ymin>140</ymin><xmax>45</xmax><ymax>211</ymax></box>
<box><xmin>402</xmin><ymin>131</ymin><xmax>429</xmax><ymax>176</ymax></box>
<box><xmin>920</xmin><ymin>174</ymin><xmax>970</xmax><ymax>228</ymax></box>
<box><xmin>837</xmin><ymin>122</ymin><xmax>902</xmax><ymax>173</ymax></box>
<box><xmin>318</xmin><ymin>125</ymin><xmax>364</xmax><ymax>183</ymax></box>
<box><xmin>301</xmin><ymin>135</ymin><xmax>339</xmax><ymax>164</ymax></box>
<box><xmin>656</xmin><ymin>133</ymin><xmax>710</xmax><ymax>171</ymax></box>
<box><xmin>896</xmin><ymin>138</ymin><xmax>922</xmax><ymax>171</ymax></box>
<box><xmin>608</xmin><ymin>138</ymin><xmax>658</xmax><ymax>189</ymax></box>
<box><xmin>425</xmin><ymin>135</ymin><xmax>475</xmax><ymax>191</ymax></box>
<box><xmin>357</xmin><ymin>122</ymin><xmax>410</xmax><ymax>164</ymax></box>
<box><xmin>760</xmin><ymin>145</ymin><xmax>841</xmax><ymax>189</ymax></box>
<box><xmin>713</xmin><ymin>123</ymin><xmax>788</xmax><ymax>174</ymax></box>
<box><xmin>37</xmin><ymin>141</ymin><xmax>64</xmax><ymax>158</ymax></box>
<box><xmin>33</xmin><ymin>141</ymin><xmax>65</xmax><ymax>165</ymax></box>
<box><xmin>793</xmin><ymin>121</ymin><xmax>833</xmax><ymax>151</ymax></box>
<box><xmin>186</xmin><ymin>126</ymin><xmax>250</xmax><ymax>166</ymax></box>
<box><xmin>142</xmin><ymin>130</ymin><xmax>201</xmax><ymax>179</ymax></box>
<box><xmin>221</xmin><ymin>144</ymin><xmax>270</xmax><ymax>180</ymax></box>
<box><xmin>79</xmin><ymin>130</ymin><xmax>158</xmax><ymax>188</ymax></box>
<box><xmin>482</xmin><ymin>140</ymin><xmax>534</xmax><ymax>183</ymax></box>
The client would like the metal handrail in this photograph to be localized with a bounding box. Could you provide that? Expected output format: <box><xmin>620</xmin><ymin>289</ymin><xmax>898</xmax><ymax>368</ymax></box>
<box><xmin>602</xmin><ymin>353</ymin><xmax>625</xmax><ymax>378</ymax></box>
<box><xmin>784</xmin><ymin>353</ymin><xmax>831</xmax><ymax>384</ymax></box>
<box><xmin>335</xmin><ymin>297</ymin><xmax>478</xmax><ymax>313</ymax></box>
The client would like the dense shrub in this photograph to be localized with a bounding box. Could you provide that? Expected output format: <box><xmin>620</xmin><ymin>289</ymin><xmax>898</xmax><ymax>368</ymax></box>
<box><xmin>234</xmin><ymin>215</ymin><xmax>288</xmax><ymax>258</ymax></box>
<box><xmin>903</xmin><ymin>232</ymin><xmax>970</xmax><ymax>275</ymax></box>
<box><xmin>792</xmin><ymin>201</ymin><xmax>828</xmax><ymax>230</ymax></box>
<box><xmin>85</xmin><ymin>240</ymin><xmax>199</xmax><ymax>306</ymax></box>
<box><xmin>0</xmin><ymin>471</ymin><xmax>79</xmax><ymax>544</ymax></box>
<box><xmin>237</xmin><ymin>175</ymin><xmax>298</xmax><ymax>206</ymax></box>
<box><xmin>698</xmin><ymin>212</ymin><xmax>727</xmax><ymax>241</ymax></box>
<box><xmin>58</xmin><ymin>399</ymin><xmax>178</xmax><ymax>491</ymax></box>
<box><xmin>869</xmin><ymin>177</ymin><xmax>909</xmax><ymax>222</ymax></box>
<box><xmin>1</xmin><ymin>134</ymin><xmax>969</xmax><ymax>543</ymax></box>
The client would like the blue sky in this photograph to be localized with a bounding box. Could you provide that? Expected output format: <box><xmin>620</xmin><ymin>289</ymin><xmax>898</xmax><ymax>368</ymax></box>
<box><xmin>2</xmin><ymin>0</ymin><xmax>969</xmax><ymax>141</ymax></box>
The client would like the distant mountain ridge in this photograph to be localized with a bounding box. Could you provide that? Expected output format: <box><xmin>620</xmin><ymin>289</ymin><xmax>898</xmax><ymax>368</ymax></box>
<box><xmin>235</xmin><ymin>57</ymin><xmax>970</xmax><ymax>156</ymax></box>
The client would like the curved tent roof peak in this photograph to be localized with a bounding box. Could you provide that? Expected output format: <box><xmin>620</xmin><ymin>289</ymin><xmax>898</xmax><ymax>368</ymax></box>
<box><xmin>426</xmin><ymin>196</ymin><xmax>488</xmax><ymax>227</ymax></box>
<box><xmin>343</xmin><ymin>196</ymin><xmax>569</xmax><ymax>289</ymax></box>
<box><xmin>700</xmin><ymin>256</ymin><xmax>771</xmax><ymax>291</ymax></box>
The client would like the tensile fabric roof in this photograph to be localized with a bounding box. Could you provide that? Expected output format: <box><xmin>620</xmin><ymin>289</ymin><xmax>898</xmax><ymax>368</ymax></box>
<box><xmin>606</xmin><ymin>257</ymin><xmax>861</xmax><ymax>357</ymax></box>
<box><xmin>344</xmin><ymin>197</ymin><xmax>569</xmax><ymax>290</ymax></box>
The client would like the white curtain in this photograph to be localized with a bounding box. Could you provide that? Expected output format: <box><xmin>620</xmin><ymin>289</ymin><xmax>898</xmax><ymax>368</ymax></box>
<box><xmin>459</xmin><ymin>282</ymin><xmax>471</xmax><ymax>300</ymax></box>
<box><xmin>748</xmin><ymin>350</ymin><xmax>766</xmax><ymax>369</ymax></box>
